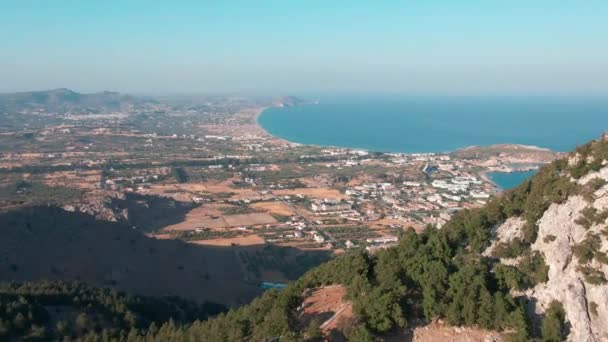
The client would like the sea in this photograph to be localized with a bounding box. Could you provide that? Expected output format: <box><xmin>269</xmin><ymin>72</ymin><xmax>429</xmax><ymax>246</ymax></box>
<box><xmin>488</xmin><ymin>170</ymin><xmax>537</xmax><ymax>190</ymax></box>
<box><xmin>259</xmin><ymin>95</ymin><xmax>608</xmax><ymax>190</ymax></box>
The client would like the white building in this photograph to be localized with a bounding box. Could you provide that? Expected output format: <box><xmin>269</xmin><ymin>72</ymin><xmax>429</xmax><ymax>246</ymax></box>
<box><xmin>310</xmin><ymin>201</ymin><xmax>352</xmax><ymax>212</ymax></box>
<box><xmin>471</xmin><ymin>191</ymin><xmax>491</xmax><ymax>199</ymax></box>
<box><xmin>366</xmin><ymin>236</ymin><xmax>399</xmax><ymax>244</ymax></box>
<box><xmin>442</xmin><ymin>194</ymin><xmax>462</xmax><ymax>202</ymax></box>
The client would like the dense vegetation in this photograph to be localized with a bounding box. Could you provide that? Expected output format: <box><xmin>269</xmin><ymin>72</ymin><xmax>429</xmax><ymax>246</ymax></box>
<box><xmin>0</xmin><ymin>281</ymin><xmax>225</xmax><ymax>341</ymax></box>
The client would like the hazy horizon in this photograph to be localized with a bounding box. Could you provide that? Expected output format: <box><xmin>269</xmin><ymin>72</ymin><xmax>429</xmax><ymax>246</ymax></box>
<box><xmin>2</xmin><ymin>1</ymin><xmax>607</xmax><ymax>95</ymax></box>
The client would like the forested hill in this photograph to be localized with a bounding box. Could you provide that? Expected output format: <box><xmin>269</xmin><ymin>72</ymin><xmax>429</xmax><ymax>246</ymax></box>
<box><xmin>2</xmin><ymin>135</ymin><xmax>608</xmax><ymax>341</ymax></box>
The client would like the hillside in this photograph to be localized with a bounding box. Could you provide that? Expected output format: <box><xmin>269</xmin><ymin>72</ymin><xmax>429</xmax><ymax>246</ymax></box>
<box><xmin>0</xmin><ymin>88</ymin><xmax>155</xmax><ymax>115</ymax></box>
<box><xmin>114</xmin><ymin>133</ymin><xmax>605</xmax><ymax>341</ymax></box>
<box><xmin>1</xmin><ymin>135</ymin><xmax>607</xmax><ymax>341</ymax></box>
<box><xmin>0</xmin><ymin>206</ymin><xmax>262</xmax><ymax>307</ymax></box>
<box><xmin>0</xmin><ymin>281</ymin><xmax>226</xmax><ymax>341</ymax></box>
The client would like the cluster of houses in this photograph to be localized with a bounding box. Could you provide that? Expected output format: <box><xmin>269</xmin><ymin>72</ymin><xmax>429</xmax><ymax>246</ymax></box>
<box><xmin>310</xmin><ymin>199</ymin><xmax>352</xmax><ymax>214</ymax></box>
<box><xmin>342</xmin><ymin>171</ymin><xmax>494</xmax><ymax>229</ymax></box>
<box><xmin>103</xmin><ymin>170</ymin><xmax>167</xmax><ymax>190</ymax></box>
<box><xmin>365</xmin><ymin>236</ymin><xmax>399</xmax><ymax>253</ymax></box>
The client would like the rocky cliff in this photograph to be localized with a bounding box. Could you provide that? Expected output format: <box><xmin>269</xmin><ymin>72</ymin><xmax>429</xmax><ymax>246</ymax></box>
<box><xmin>488</xmin><ymin>137</ymin><xmax>608</xmax><ymax>341</ymax></box>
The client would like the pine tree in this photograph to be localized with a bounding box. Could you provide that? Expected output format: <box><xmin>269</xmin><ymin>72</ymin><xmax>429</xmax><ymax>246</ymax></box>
<box><xmin>493</xmin><ymin>292</ymin><xmax>509</xmax><ymax>330</ymax></box>
<box><xmin>477</xmin><ymin>288</ymin><xmax>495</xmax><ymax>329</ymax></box>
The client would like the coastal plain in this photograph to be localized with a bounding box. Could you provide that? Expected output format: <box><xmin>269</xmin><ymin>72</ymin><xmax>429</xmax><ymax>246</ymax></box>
<box><xmin>0</xmin><ymin>90</ymin><xmax>560</xmax><ymax>306</ymax></box>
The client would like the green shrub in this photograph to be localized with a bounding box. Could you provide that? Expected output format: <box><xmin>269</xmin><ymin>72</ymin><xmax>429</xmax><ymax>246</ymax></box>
<box><xmin>492</xmin><ymin>238</ymin><xmax>528</xmax><ymax>259</ymax></box>
<box><xmin>572</xmin><ymin>233</ymin><xmax>601</xmax><ymax>264</ymax></box>
<box><xmin>589</xmin><ymin>302</ymin><xmax>599</xmax><ymax>317</ymax></box>
<box><xmin>543</xmin><ymin>235</ymin><xmax>557</xmax><ymax>243</ymax></box>
<box><xmin>577</xmin><ymin>265</ymin><xmax>607</xmax><ymax>285</ymax></box>
<box><xmin>518</xmin><ymin>251</ymin><xmax>549</xmax><ymax>285</ymax></box>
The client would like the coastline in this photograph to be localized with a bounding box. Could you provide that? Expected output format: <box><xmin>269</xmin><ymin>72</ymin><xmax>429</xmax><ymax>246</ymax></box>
<box><xmin>479</xmin><ymin>170</ymin><xmax>502</xmax><ymax>191</ymax></box>
<box><xmin>482</xmin><ymin>169</ymin><xmax>539</xmax><ymax>192</ymax></box>
<box><xmin>254</xmin><ymin>105</ymin><xmax>306</xmax><ymax>147</ymax></box>
<box><xmin>244</xmin><ymin>105</ymin><xmax>293</xmax><ymax>146</ymax></box>
<box><xmin>255</xmin><ymin>104</ymin><xmax>549</xmax><ymax>194</ymax></box>
<box><xmin>254</xmin><ymin>105</ymin><xmax>556</xmax><ymax>157</ymax></box>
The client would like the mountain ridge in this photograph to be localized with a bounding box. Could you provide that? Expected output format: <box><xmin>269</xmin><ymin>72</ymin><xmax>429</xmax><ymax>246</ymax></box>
<box><xmin>0</xmin><ymin>88</ymin><xmax>156</xmax><ymax>114</ymax></box>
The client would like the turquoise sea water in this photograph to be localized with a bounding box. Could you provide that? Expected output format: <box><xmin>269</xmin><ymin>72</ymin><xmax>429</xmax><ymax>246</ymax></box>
<box><xmin>488</xmin><ymin>170</ymin><xmax>537</xmax><ymax>190</ymax></box>
<box><xmin>259</xmin><ymin>96</ymin><xmax>608</xmax><ymax>153</ymax></box>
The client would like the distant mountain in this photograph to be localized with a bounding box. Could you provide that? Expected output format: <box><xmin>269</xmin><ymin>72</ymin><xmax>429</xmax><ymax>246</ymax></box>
<box><xmin>0</xmin><ymin>88</ymin><xmax>157</xmax><ymax>114</ymax></box>
<box><xmin>272</xmin><ymin>95</ymin><xmax>306</xmax><ymax>108</ymax></box>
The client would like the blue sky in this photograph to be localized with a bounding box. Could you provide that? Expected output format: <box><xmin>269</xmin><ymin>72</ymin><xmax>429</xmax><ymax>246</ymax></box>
<box><xmin>1</xmin><ymin>1</ymin><xmax>607</xmax><ymax>95</ymax></box>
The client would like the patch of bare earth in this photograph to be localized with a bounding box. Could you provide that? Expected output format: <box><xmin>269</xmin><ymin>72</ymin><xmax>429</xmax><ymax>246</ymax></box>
<box><xmin>404</xmin><ymin>322</ymin><xmax>502</xmax><ymax>342</ymax></box>
<box><xmin>298</xmin><ymin>285</ymin><xmax>353</xmax><ymax>337</ymax></box>
<box><xmin>162</xmin><ymin>204</ymin><xmax>232</xmax><ymax>231</ymax></box>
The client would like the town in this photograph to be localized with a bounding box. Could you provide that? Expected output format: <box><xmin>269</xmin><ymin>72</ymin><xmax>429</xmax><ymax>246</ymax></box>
<box><xmin>0</xmin><ymin>92</ymin><xmax>560</xmax><ymax>262</ymax></box>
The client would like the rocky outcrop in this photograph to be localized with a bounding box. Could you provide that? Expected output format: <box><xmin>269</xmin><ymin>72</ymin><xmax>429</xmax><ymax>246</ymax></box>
<box><xmin>483</xmin><ymin>217</ymin><xmax>525</xmax><ymax>266</ymax></box>
<box><xmin>62</xmin><ymin>190</ymin><xmax>196</xmax><ymax>233</ymax></box>
<box><xmin>62</xmin><ymin>191</ymin><xmax>126</xmax><ymax>222</ymax></box>
<box><xmin>521</xmin><ymin>167</ymin><xmax>608</xmax><ymax>342</ymax></box>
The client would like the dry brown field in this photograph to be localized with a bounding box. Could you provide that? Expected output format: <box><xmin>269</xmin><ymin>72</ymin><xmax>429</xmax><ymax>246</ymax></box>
<box><xmin>224</xmin><ymin>213</ymin><xmax>276</xmax><ymax>226</ymax></box>
<box><xmin>250</xmin><ymin>201</ymin><xmax>294</xmax><ymax>216</ymax></box>
<box><xmin>273</xmin><ymin>187</ymin><xmax>348</xmax><ymax>200</ymax></box>
<box><xmin>163</xmin><ymin>205</ymin><xmax>276</xmax><ymax>231</ymax></box>
<box><xmin>190</xmin><ymin>234</ymin><xmax>265</xmax><ymax>246</ymax></box>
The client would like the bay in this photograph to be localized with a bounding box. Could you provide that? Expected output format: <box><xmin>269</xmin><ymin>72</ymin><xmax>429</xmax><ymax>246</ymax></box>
<box><xmin>488</xmin><ymin>170</ymin><xmax>537</xmax><ymax>190</ymax></box>
<box><xmin>259</xmin><ymin>96</ymin><xmax>608</xmax><ymax>153</ymax></box>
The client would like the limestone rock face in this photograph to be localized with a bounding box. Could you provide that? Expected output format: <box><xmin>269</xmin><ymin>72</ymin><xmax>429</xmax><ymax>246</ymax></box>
<box><xmin>483</xmin><ymin>217</ymin><xmax>525</xmax><ymax>266</ymax></box>
<box><xmin>578</xmin><ymin>166</ymin><xmax>608</xmax><ymax>186</ymax></box>
<box><xmin>521</xmin><ymin>166</ymin><xmax>608</xmax><ymax>342</ymax></box>
<box><xmin>484</xmin><ymin>217</ymin><xmax>525</xmax><ymax>252</ymax></box>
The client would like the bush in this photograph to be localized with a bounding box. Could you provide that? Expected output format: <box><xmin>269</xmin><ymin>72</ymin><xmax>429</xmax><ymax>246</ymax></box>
<box><xmin>493</xmin><ymin>238</ymin><xmax>528</xmax><ymax>259</ymax></box>
<box><xmin>589</xmin><ymin>302</ymin><xmax>598</xmax><ymax>317</ymax></box>
<box><xmin>543</xmin><ymin>234</ymin><xmax>557</xmax><ymax>243</ymax></box>
<box><xmin>494</xmin><ymin>264</ymin><xmax>530</xmax><ymax>290</ymax></box>
<box><xmin>518</xmin><ymin>251</ymin><xmax>549</xmax><ymax>285</ymax></box>
<box><xmin>587</xmin><ymin>177</ymin><xmax>607</xmax><ymax>191</ymax></box>
<box><xmin>572</xmin><ymin>233</ymin><xmax>601</xmax><ymax>264</ymax></box>
<box><xmin>575</xmin><ymin>207</ymin><xmax>608</xmax><ymax>229</ymax></box>
<box><xmin>577</xmin><ymin>265</ymin><xmax>607</xmax><ymax>285</ymax></box>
